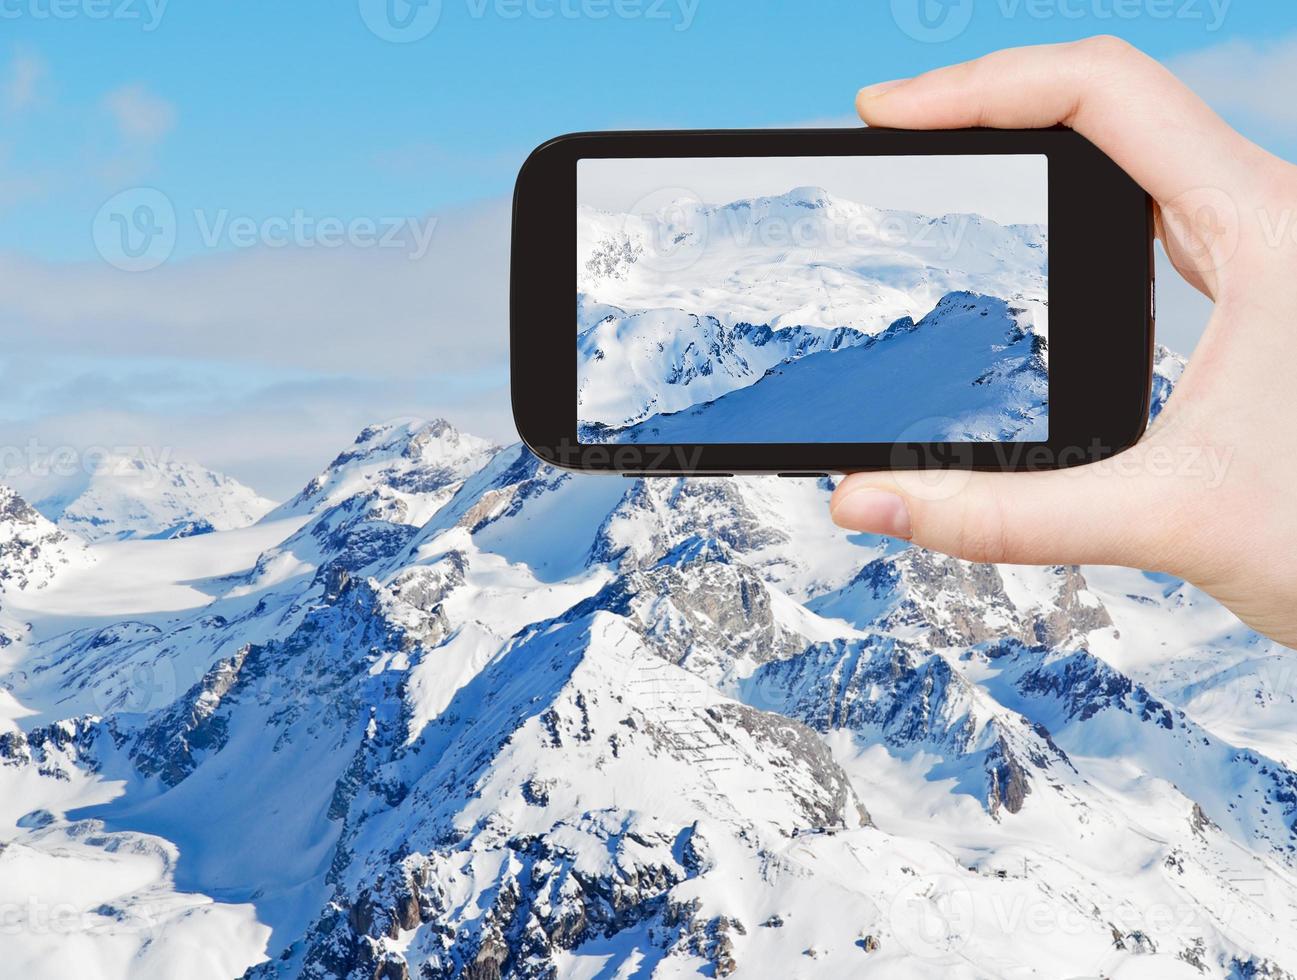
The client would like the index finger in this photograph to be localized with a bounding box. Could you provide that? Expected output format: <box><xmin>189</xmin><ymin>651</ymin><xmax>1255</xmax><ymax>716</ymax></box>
<box><xmin>856</xmin><ymin>36</ymin><xmax>1258</xmax><ymax>206</ymax></box>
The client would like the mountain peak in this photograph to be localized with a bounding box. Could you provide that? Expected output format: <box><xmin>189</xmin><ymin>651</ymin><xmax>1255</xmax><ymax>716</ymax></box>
<box><xmin>35</xmin><ymin>454</ymin><xmax>275</xmax><ymax>544</ymax></box>
<box><xmin>778</xmin><ymin>184</ymin><xmax>833</xmax><ymax>207</ymax></box>
<box><xmin>1</xmin><ymin>484</ymin><xmax>88</xmax><ymax>593</ymax></box>
<box><xmin>352</xmin><ymin>417</ymin><xmax>460</xmax><ymax>452</ymax></box>
<box><xmin>274</xmin><ymin>417</ymin><xmax>499</xmax><ymax>519</ymax></box>
<box><xmin>655</xmin><ymin>534</ymin><xmax>733</xmax><ymax>569</ymax></box>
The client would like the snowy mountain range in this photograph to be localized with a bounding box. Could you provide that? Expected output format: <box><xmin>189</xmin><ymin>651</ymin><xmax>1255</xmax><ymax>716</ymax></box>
<box><xmin>596</xmin><ymin>293</ymin><xmax>1048</xmax><ymax>444</ymax></box>
<box><xmin>577</xmin><ymin>187</ymin><xmax>1049</xmax><ymax>442</ymax></box>
<box><xmin>35</xmin><ymin>452</ymin><xmax>276</xmax><ymax>543</ymax></box>
<box><xmin>2</xmin><ymin>387</ymin><xmax>1297</xmax><ymax>979</ymax></box>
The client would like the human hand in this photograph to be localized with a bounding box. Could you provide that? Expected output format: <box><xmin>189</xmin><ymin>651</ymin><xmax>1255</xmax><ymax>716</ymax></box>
<box><xmin>830</xmin><ymin>36</ymin><xmax>1297</xmax><ymax>649</ymax></box>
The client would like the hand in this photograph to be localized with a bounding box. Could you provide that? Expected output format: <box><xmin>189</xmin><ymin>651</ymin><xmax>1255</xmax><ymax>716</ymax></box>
<box><xmin>830</xmin><ymin>36</ymin><xmax>1297</xmax><ymax>650</ymax></box>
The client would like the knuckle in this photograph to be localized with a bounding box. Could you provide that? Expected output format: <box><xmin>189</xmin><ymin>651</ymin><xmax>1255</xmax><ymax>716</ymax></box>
<box><xmin>1076</xmin><ymin>34</ymin><xmax>1139</xmax><ymax>65</ymax></box>
<box><xmin>1073</xmin><ymin>34</ymin><xmax>1146</xmax><ymax>75</ymax></box>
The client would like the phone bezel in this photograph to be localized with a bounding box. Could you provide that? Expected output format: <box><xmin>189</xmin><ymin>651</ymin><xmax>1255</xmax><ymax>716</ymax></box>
<box><xmin>511</xmin><ymin>127</ymin><xmax>1154</xmax><ymax>474</ymax></box>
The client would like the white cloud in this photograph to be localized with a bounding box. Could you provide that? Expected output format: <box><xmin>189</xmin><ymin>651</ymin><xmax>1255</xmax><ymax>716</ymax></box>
<box><xmin>3</xmin><ymin>51</ymin><xmax>47</xmax><ymax>113</ymax></box>
<box><xmin>102</xmin><ymin>84</ymin><xmax>176</xmax><ymax>145</ymax></box>
<box><xmin>0</xmin><ymin>196</ymin><xmax>511</xmax><ymax>376</ymax></box>
<box><xmin>0</xmin><ymin>196</ymin><xmax>516</xmax><ymax>496</ymax></box>
<box><xmin>1169</xmin><ymin>35</ymin><xmax>1297</xmax><ymax>133</ymax></box>
<box><xmin>0</xmin><ymin>373</ymin><xmax>515</xmax><ymax>502</ymax></box>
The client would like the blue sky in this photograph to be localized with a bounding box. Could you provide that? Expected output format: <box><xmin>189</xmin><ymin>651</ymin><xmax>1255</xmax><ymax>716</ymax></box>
<box><xmin>2</xmin><ymin>1</ymin><xmax>1296</xmax><ymax>495</ymax></box>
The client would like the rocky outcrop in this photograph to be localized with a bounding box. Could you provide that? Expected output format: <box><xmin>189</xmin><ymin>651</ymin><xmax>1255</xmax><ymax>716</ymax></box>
<box><xmin>0</xmin><ymin>485</ymin><xmax>86</xmax><ymax>593</ymax></box>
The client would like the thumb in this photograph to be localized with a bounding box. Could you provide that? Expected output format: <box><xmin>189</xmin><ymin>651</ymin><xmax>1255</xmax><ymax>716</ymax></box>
<box><xmin>829</xmin><ymin>450</ymin><xmax>1178</xmax><ymax>569</ymax></box>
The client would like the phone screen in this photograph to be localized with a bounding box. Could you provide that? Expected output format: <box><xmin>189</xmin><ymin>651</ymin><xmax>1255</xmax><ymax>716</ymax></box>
<box><xmin>576</xmin><ymin>154</ymin><xmax>1048</xmax><ymax>445</ymax></box>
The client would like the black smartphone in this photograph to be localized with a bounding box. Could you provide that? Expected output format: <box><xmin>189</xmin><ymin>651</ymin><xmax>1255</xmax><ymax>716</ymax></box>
<box><xmin>511</xmin><ymin>128</ymin><xmax>1154</xmax><ymax>475</ymax></box>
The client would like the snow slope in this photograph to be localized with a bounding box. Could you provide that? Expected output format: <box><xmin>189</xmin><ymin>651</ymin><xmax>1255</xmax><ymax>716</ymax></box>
<box><xmin>577</xmin><ymin>187</ymin><xmax>1048</xmax><ymax>437</ymax></box>
<box><xmin>602</xmin><ymin>292</ymin><xmax>1048</xmax><ymax>444</ymax></box>
<box><xmin>1</xmin><ymin>407</ymin><xmax>1296</xmax><ymax>980</ymax></box>
<box><xmin>578</xmin><ymin>187</ymin><xmax>1048</xmax><ymax>335</ymax></box>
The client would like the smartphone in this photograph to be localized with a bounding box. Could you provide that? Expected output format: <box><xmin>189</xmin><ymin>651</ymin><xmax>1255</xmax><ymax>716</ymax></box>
<box><xmin>511</xmin><ymin>128</ymin><xmax>1154</xmax><ymax>475</ymax></box>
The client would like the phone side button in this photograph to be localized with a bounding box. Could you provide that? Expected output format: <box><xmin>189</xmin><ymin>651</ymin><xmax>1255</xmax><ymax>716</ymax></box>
<box><xmin>778</xmin><ymin>472</ymin><xmax>830</xmax><ymax>478</ymax></box>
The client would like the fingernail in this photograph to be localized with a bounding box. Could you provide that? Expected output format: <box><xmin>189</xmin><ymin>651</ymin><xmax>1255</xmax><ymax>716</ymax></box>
<box><xmin>831</xmin><ymin>488</ymin><xmax>913</xmax><ymax>539</ymax></box>
<box><xmin>857</xmin><ymin>78</ymin><xmax>910</xmax><ymax>100</ymax></box>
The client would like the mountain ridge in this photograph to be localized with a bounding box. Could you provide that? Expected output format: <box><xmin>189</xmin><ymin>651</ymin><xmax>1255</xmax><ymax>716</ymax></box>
<box><xmin>2</xmin><ymin>404</ymin><xmax>1296</xmax><ymax>979</ymax></box>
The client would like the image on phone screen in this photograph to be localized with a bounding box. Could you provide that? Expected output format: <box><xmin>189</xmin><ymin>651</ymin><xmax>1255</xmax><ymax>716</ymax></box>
<box><xmin>576</xmin><ymin>155</ymin><xmax>1049</xmax><ymax>445</ymax></box>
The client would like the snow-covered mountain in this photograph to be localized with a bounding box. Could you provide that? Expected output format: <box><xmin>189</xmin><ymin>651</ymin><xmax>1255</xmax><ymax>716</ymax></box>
<box><xmin>578</xmin><ymin>187</ymin><xmax>1048</xmax><ymax>335</ymax></box>
<box><xmin>36</xmin><ymin>453</ymin><xmax>276</xmax><ymax>543</ymax></box>
<box><xmin>270</xmin><ymin>417</ymin><xmax>499</xmax><ymax>522</ymax></box>
<box><xmin>0</xmin><ymin>486</ymin><xmax>88</xmax><ymax>596</ymax></box>
<box><xmin>577</xmin><ymin>187</ymin><xmax>1048</xmax><ymax>440</ymax></box>
<box><xmin>597</xmin><ymin>292</ymin><xmax>1048</xmax><ymax>443</ymax></box>
<box><xmin>2</xmin><ymin>403</ymin><xmax>1296</xmax><ymax>979</ymax></box>
<box><xmin>577</xmin><ymin>305</ymin><xmax>869</xmax><ymax>434</ymax></box>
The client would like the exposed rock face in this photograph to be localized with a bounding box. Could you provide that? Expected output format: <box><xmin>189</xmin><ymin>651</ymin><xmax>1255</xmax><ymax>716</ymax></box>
<box><xmin>810</xmin><ymin>548</ymin><xmax>1111</xmax><ymax>648</ymax></box>
<box><xmin>275</xmin><ymin>418</ymin><xmax>498</xmax><ymax>520</ymax></box>
<box><xmin>131</xmin><ymin>645</ymin><xmax>253</xmax><ymax>787</ymax></box>
<box><xmin>592</xmin><ymin>479</ymin><xmax>788</xmax><ymax>569</ymax></box>
<box><xmin>747</xmin><ymin>635</ymin><xmax>1077</xmax><ymax>816</ymax></box>
<box><xmin>4</xmin><ymin>406</ymin><xmax>1297</xmax><ymax>979</ymax></box>
<box><xmin>562</xmin><ymin>537</ymin><xmax>806</xmax><ymax>683</ymax></box>
<box><xmin>0</xmin><ymin>485</ymin><xmax>86</xmax><ymax>593</ymax></box>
